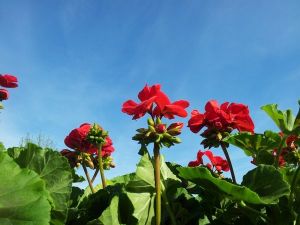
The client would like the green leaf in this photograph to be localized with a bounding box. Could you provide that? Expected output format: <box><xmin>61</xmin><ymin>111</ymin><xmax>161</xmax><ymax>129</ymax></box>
<box><xmin>178</xmin><ymin>166</ymin><xmax>272</xmax><ymax>204</ymax></box>
<box><xmin>7</xmin><ymin>143</ymin><xmax>73</xmax><ymax>225</ymax></box>
<box><xmin>76</xmin><ymin>184</ymin><xmax>136</xmax><ymax>225</ymax></box>
<box><xmin>126</xmin><ymin>150</ymin><xmax>181</xmax><ymax>224</ymax></box>
<box><xmin>126</xmin><ymin>192</ymin><xmax>155</xmax><ymax>225</ymax></box>
<box><xmin>261</xmin><ymin>104</ymin><xmax>295</xmax><ymax>133</ymax></box>
<box><xmin>293</xmin><ymin>101</ymin><xmax>300</xmax><ymax>133</ymax></box>
<box><xmin>135</xmin><ymin>152</ymin><xmax>155</xmax><ymax>187</ymax></box>
<box><xmin>71</xmin><ymin>168</ymin><xmax>85</xmax><ymax>183</ymax></box>
<box><xmin>0</xmin><ymin>151</ymin><xmax>51</xmax><ymax>225</ymax></box>
<box><xmin>224</xmin><ymin>131</ymin><xmax>281</xmax><ymax>156</ymax></box>
<box><xmin>98</xmin><ymin>196</ymin><xmax>122</xmax><ymax>225</ymax></box>
<box><xmin>242</xmin><ymin>165</ymin><xmax>290</xmax><ymax>203</ymax></box>
<box><xmin>110</xmin><ymin>173</ymin><xmax>136</xmax><ymax>184</ymax></box>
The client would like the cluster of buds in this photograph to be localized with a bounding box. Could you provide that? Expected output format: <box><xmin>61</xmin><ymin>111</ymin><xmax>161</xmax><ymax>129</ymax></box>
<box><xmin>61</xmin><ymin>149</ymin><xmax>115</xmax><ymax>170</ymax></box>
<box><xmin>102</xmin><ymin>156</ymin><xmax>116</xmax><ymax>170</ymax></box>
<box><xmin>86</xmin><ymin>123</ymin><xmax>108</xmax><ymax>146</ymax></box>
<box><xmin>133</xmin><ymin>117</ymin><xmax>183</xmax><ymax>148</ymax></box>
<box><xmin>200</xmin><ymin>128</ymin><xmax>233</xmax><ymax>149</ymax></box>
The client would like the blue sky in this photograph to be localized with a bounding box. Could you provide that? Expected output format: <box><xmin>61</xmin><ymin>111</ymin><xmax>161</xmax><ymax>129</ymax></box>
<box><xmin>0</xmin><ymin>0</ymin><xmax>299</xmax><ymax>183</ymax></box>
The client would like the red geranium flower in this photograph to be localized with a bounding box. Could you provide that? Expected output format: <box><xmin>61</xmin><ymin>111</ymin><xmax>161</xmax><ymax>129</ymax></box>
<box><xmin>188</xmin><ymin>100</ymin><xmax>254</xmax><ymax>134</ymax></box>
<box><xmin>0</xmin><ymin>74</ymin><xmax>18</xmax><ymax>88</ymax></box>
<box><xmin>122</xmin><ymin>84</ymin><xmax>189</xmax><ymax>120</ymax></box>
<box><xmin>64</xmin><ymin>123</ymin><xmax>115</xmax><ymax>156</ymax></box>
<box><xmin>0</xmin><ymin>89</ymin><xmax>9</xmax><ymax>101</ymax></box>
<box><xmin>188</xmin><ymin>150</ymin><xmax>229</xmax><ymax>173</ymax></box>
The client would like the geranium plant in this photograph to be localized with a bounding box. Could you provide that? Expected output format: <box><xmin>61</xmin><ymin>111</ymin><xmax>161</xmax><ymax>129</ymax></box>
<box><xmin>0</xmin><ymin>79</ymin><xmax>300</xmax><ymax>225</ymax></box>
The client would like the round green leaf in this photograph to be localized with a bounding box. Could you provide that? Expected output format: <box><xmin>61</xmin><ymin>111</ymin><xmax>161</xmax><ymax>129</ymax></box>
<box><xmin>177</xmin><ymin>166</ymin><xmax>268</xmax><ymax>204</ymax></box>
<box><xmin>8</xmin><ymin>143</ymin><xmax>73</xmax><ymax>225</ymax></box>
<box><xmin>0</xmin><ymin>151</ymin><xmax>51</xmax><ymax>225</ymax></box>
<box><xmin>242</xmin><ymin>165</ymin><xmax>290</xmax><ymax>203</ymax></box>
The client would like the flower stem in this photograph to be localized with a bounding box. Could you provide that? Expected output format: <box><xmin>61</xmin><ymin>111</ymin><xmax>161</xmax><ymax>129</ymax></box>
<box><xmin>82</xmin><ymin>162</ymin><xmax>95</xmax><ymax>193</ymax></box>
<box><xmin>221</xmin><ymin>142</ymin><xmax>237</xmax><ymax>184</ymax></box>
<box><xmin>91</xmin><ymin>168</ymin><xmax>99</xmax><ymax>183</ymax></box>
<box><xmin>275</xmin><ymin>136</ymin><xmax>287</xmax><ymax>168</ymax></box>
<box><xmin>98</xmin><ymin>143</ymin><xmax>107</xmax><ymax>189</ymax></box>
<box><xmin>154</xmin><ymin>143</ymin><xmax>161</xmax><ymax>225</ymax></box>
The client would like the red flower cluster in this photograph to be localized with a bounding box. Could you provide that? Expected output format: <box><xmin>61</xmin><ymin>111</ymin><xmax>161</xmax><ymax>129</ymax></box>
<box><xmin>64</xmin><ymin>123</ymin><xmax>114</xmax><ymax>157</ymax></box>
<box><xmin>0</xmin><ymin>74</ymin><xmax>18</xmax><ymax>101</ymax></box>
<box><xmin>188</xmin><ymin>100</ymin><xmax>254</xmax><ymax>134</ymax></box>
<box><xmin>188</xmin><ymin>150</ymin><xmax>230</xmax><ymax>173</ymax></box>
<box><xmin>122</xmin><ymin>84</ymin><xmax>189</xmax><ymax>120</ymax></box>
<box><xmin>272</xmin><ymin>134</ymin><xmax>299</xmax><ymax>167</ymax></box>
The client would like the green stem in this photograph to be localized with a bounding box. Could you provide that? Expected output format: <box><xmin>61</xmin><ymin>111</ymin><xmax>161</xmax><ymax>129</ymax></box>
<box><xmin>221</xmin><ymin>142</ymin><xmax>237</xmax><ymax>184</ymax></box>
<box><xmin>91</xmin><ymin>168</ymin><xmax>99</xmax><ymax>183</ymax></box>
<box><xmin>82</xmin><ymin>162</ymin><xmax>95</xmax><ymax>193</ymax></box>
<box><xmin>154</xmin><ymin>143</ymin><xmax>161</xmax><ymax>225</ymax></box>
<box><xmin>98</xmin><ymin>143</ymin><xmax>107</xmax><ymax>188</ymax></box>
<box><xmin>275</xmin><ymin>136</ymin><xmax>287</xmax><ymax>168</ymax></box>
<box><xmin>162</xmin><ymin>191</ymin><xmax>176</xmax><ymax>225</ymax></box>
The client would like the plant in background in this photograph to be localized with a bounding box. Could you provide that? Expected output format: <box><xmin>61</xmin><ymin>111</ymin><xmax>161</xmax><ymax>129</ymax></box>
<box><xmin>188</xmin><ymin>100</ymin><xmax>254</xmax><ymax>183</ymax></box>
<box><xmin>0</xmin><ymin>74</ymin><xmax>18</xmax><ymax>109</ymax></box>
<box><xmin>62</xmin><ymin>123</ymin><xmax>115</xmax><ymax>193</ymax></box>
<box><xmin>122</xmin><ymin>84</ymin><xmax>189</xmax><ymax>225</ymax></box>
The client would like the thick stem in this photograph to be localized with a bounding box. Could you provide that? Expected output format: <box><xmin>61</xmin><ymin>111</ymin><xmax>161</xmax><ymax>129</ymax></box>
<box><xmin>154</xmin><ymin>143</ymin><xmax>161</xmax><ymax>225</ymax></box>
<box><xmin>275</xmin><ymin>136</ymin><xmax>287</xmax><ymax>168</ymax></box>
<box><xmin>98</xmin><ymin>143</ymin><xmax>107</xmax><ymax>188</ymax></box>
<box><xmin>82</xmin><ymin>162</ymin><xmax>95</xmax><ymax>193</ymax></box>
<box><xmin>221</xmin><ymin>142</ymin><xmax>237</xmax><ymax>184</ymax></box>
<box><xmin>91</xmin><ymin>168</ymin><xmax>99</xmax><ymax>183</ymax></box>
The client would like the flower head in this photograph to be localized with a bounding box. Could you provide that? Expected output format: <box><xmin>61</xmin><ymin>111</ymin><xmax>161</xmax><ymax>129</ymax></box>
<box><xmin>0</xmin><ymin>89</ymin><xmax>9</xmax><ymax>101</ymax></box>
<box><xmin>122</xmin><ymin>84</ymin><xmax>189</xmax><ymax>120</ymax></box>
<box><xmin>188</xmin><ymin>150</ymin><xmax>229</xmax><ymax>173</ymax></box>
<box><xmin>188</xmin><ymin>100</ymin><xmax>254</xmax><ymax>148</ymax></box>
<box><xmin>0</xmin><ymin>74</ymin><xmax>18</xmax><ymax>88</ymax></box>
<box><xmin>64</xmin><ymin>123</ymin><xmax>115</xmax><ymax>157</ymax></box>
<box><xmin>188</xmin><ymin>100</ymin><xmax>254</xmax><ymax>134</ymax></box>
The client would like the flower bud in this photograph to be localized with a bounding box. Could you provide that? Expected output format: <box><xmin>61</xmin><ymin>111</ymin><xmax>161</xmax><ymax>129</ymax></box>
<box><xmin>167</xmin><ymin>122</ymin><xmax>183</xmax><ymax>136</ymax></box>
<box><xmin>155</xmin><ymin>124</ymin><xmax>167</xmax><ymax>134</ymax></box>
<box><xmin>147</xmin><ymin>118</ymin><xmax>155</xmax><ymax>126</ymax></box>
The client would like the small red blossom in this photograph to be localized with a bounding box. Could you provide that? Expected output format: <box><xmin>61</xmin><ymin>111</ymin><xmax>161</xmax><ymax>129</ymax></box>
<box><xmin>122</xmin><ymin>84</ymin><xmax>189</xmax><ymax>120</ymax></box>
<box><xmin>188</xmin><ymin>150</ymin><xmax>229</xmax><ymax>173</ymax></box>
<box><xmin>64</xmin><ymin>123</ymin><xmax>115</xmax><ymax>156</ymax></box>
<box><xmin>0</xmin><ymin>89</ymin><xmax>9</xmax><ymax>101</ymax></box>
<box><xmin>0</xmin><ymin>74</ymin><xmax>18</xmax><ymax>88</ymax></box>
<box><xmin>188</xmin><ymin>100</ymin><xmax>254</xmax><ymax>134</ymax></box>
